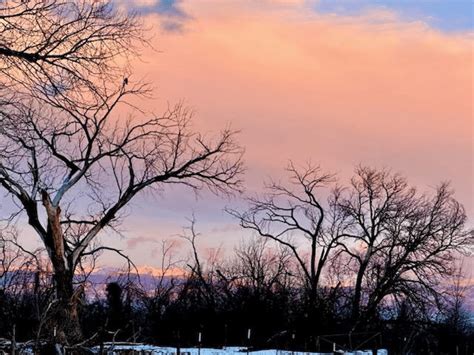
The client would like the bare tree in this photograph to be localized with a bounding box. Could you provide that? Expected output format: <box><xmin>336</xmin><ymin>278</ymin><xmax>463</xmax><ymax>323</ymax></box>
<box><xmin>441</xmin><ymin>263</ymin><xmax>473</xmax><ymax>340</ymax></box>
<box><xmin>150</xmin><ymin>239</ymin><xmax>184</xmax><ymax>301</ymax></box>
<box><xmin>0</xmin><ymin>225</ymin><xmax>45</xmax><ymax>293</ymax></box>
<box><xmin>0</xmin><ymin>0</ymin><xmax>142</xmax><ymax>106</ymax></box>
<box><xmin>229</xmin><ymin>163</ymin><xmax>343</xmax><ymax>302</ymax></box>
<box><xmin>0</xmin><ymin>0</ymin><xmax>244</xmax><ymax>345</ymax></box>
<box><xmin>142</xmin><ymin>239</ymin><xmax>184</xmax><ymax>331</ymax></box>
<box><xmin>335</xmin><ymin>166</ymin><xmax>473</xmax><ymax>325</ymax></box>
<box><xmin>231</xmin><ymin>237</ymin><xmax>294</xmax><ymax>296</ymax></box>
<box><xmin>232</xmin><ymin>164</ymin><xmax>473</xmax><ymax>330</ymax></box>
<box><xmin>0</xmin><ymin>226</ymin><xmax>54</xmax><ymax>348</ymax></box>
<box><xmin>179</xmin><ymin>216</ymin><xmax>226</xmax><ymax>310</ymax></box>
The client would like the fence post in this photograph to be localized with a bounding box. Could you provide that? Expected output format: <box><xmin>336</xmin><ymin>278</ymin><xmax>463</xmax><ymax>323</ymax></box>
<box><xmin>198</xmin><ymin>331</ymin><xmax>202</xmax><ymax>355</ymax></box>
<box><xmin>224</xmin><ymin>324</ymin><xmax>228</xmax><ymax>348</ymax></box>
<box><xmin>247</xmin><ymin>328</ymin><xmax>251</xmax><ymax>355</ymax></box>
<box><xmin>176</xmin><ymin>329</ymin><xmax>181</xmax><ymax>355</ymax></box>
<box><xmin>11</xmin><ymin>324</ymin><xmax>16</xmax><ymax>355</ymax></box>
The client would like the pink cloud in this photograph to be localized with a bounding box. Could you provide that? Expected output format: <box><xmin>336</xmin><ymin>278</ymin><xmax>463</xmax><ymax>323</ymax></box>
<box><xmin>128</xmin><ymin>1</ymin><xmax>472</xmax><ymax>216</ymax></box>
<box><xmin>126</xmin><ymin>235</ymin><xmax>159</xmax><ymax>249</ymax></box>
<box><xmin>91</xmin><ymin>1</ymin><xmax>473</xmax><ymax>270</ymax></box>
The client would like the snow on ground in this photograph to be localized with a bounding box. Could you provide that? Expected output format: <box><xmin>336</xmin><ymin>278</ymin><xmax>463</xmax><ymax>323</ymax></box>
<box><xmin>0</xmin><ymin>341</ymin><xmax>388</xmax><ymax>355</ymax></box>
<box><xmin>90</xmin><ymin>344</ymin><xmax>389</xmax><ymax>355</ymax></box>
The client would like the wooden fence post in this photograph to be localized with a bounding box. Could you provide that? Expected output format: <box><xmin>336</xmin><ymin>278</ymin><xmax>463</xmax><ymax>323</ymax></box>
<box><xmin>11</xmin><ymin>324</ymin><xmax>16</xmax><ymax>355</ymax></box>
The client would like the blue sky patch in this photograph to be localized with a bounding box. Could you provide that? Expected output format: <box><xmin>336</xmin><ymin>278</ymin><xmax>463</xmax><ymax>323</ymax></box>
<box><xmin>314</xmin><ymin>0</ymin><xmax>473</xmax><ymax>32</ymax></box>
<box><xmin>126</xmin><ymin>0</ymin><xmax>188</xmax><ymax>18</ymax></box>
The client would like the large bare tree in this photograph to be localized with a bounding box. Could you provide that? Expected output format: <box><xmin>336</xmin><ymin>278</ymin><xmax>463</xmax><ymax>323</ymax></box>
<box><xmin>334</xmin><ymin>167</ymin><xmax>473</xmax><ymax>325</ymax></box>
<box><xmin>0</xmin><ymin>0</ymin><xmax>244</xmax><ymax>345</ymax></box>
<box><xmin>233</xmin><ymin>164</ymin><xmax>473</xmax><ymax>328</ymax></box>
<box><xmin>230</xmin><ymin>163</ymin><xmax>344</xmax><ymax>302</ymax></box>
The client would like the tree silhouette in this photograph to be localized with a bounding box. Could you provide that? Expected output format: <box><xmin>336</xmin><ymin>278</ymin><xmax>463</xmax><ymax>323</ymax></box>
<box><xmin>229</xmin><ymin>163</ymin><xmax>346</xmax><ymax>307</ymax></box>
<box><xmin>0</xmin><ymin>0</ymin><xmax>244</xmax><ymax>346</ymax></box>
<box><xmin>334</xmin><ymin>167</ymin><xmax>472</xmax><ymax>326</ymax></box>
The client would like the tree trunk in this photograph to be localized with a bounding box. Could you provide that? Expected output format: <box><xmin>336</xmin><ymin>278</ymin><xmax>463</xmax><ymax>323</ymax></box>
<box><xmin>51</xmin><ymin>267</ymin><xmax>83</xmax><ymax>345</ymax></box>
<box><xmin>352</xmin><ymin>261</ymin><xmax>368</xmax><ymax>323</ymax></box>
<box><xmin>352</xmin><ymin>243</ymin><xmax>374</xmax><ymax>325</ymax></box>
<box><xmin>41</xmin><ymin>190</ymin><xmax>83</xmax><ymax>345</ymax></box>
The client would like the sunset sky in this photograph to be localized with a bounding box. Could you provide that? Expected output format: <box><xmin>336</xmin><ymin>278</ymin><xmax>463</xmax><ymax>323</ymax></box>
<box><xmin>21</xmin><ymin>0</ymin><xmax>473</xmax><ymax>269</ymax></box>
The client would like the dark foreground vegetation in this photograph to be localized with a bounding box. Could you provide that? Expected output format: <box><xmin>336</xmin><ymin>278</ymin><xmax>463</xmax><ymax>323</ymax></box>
<box><xmin>1</xmin><ymin>220</ymin><xmax>473</xmax><ymax>354</ymax></box>
<box><xmin>0</xmin><ymin>1</ymin><xmax>473</xmax><ymax>354</ymax></box>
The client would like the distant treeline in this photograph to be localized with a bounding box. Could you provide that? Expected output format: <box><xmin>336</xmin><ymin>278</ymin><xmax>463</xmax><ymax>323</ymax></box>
<box><xmin>1</xmin><ymin>166</ymin><xmax>474</xmax><ymax>354</ymax></box>
<box><xmin>0</xmin><ymin>234</ymin><xmax>473</xmax><ymax>354</ymax></box>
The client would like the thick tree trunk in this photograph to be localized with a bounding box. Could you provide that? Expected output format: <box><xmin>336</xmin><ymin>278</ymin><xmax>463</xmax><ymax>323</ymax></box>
<box><xmin>41</xmin><ymin>190</ymin><xmax>83</xmax><ymax>345</ymax></box>
<box><xmin>51</xmin><ymin>267</ymin><xmax>83</xmax><ymax>345</ymax></box>
<box><xmin>352</xmin><ymin>259</ymin><xmax>370</xmax><ymax>324</ymax></box>
<box><xmin>352</xmin><ymin>244</ymin><xmax>374</xmax><ymax>324</ymax></box>
<box><xmin>352</xmin><ymin>271</ymin><xmax>364</xmax><ymax>322</ymax></box>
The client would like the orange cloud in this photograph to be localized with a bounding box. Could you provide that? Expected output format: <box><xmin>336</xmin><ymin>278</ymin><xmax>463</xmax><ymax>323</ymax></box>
<box><xmin>100</xmin><ymin>1</ymin><xmax>473</xmax><ymax>269</ymax></box>
<box><xmin>133</xmin><ymin>265</ymin><xmax>186</xmax><ymax>278</ymax></box>
<box><xmin>130</xmin><ymin>1</ymin><xmax>472</xmax><ymax>215</ymax></box>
